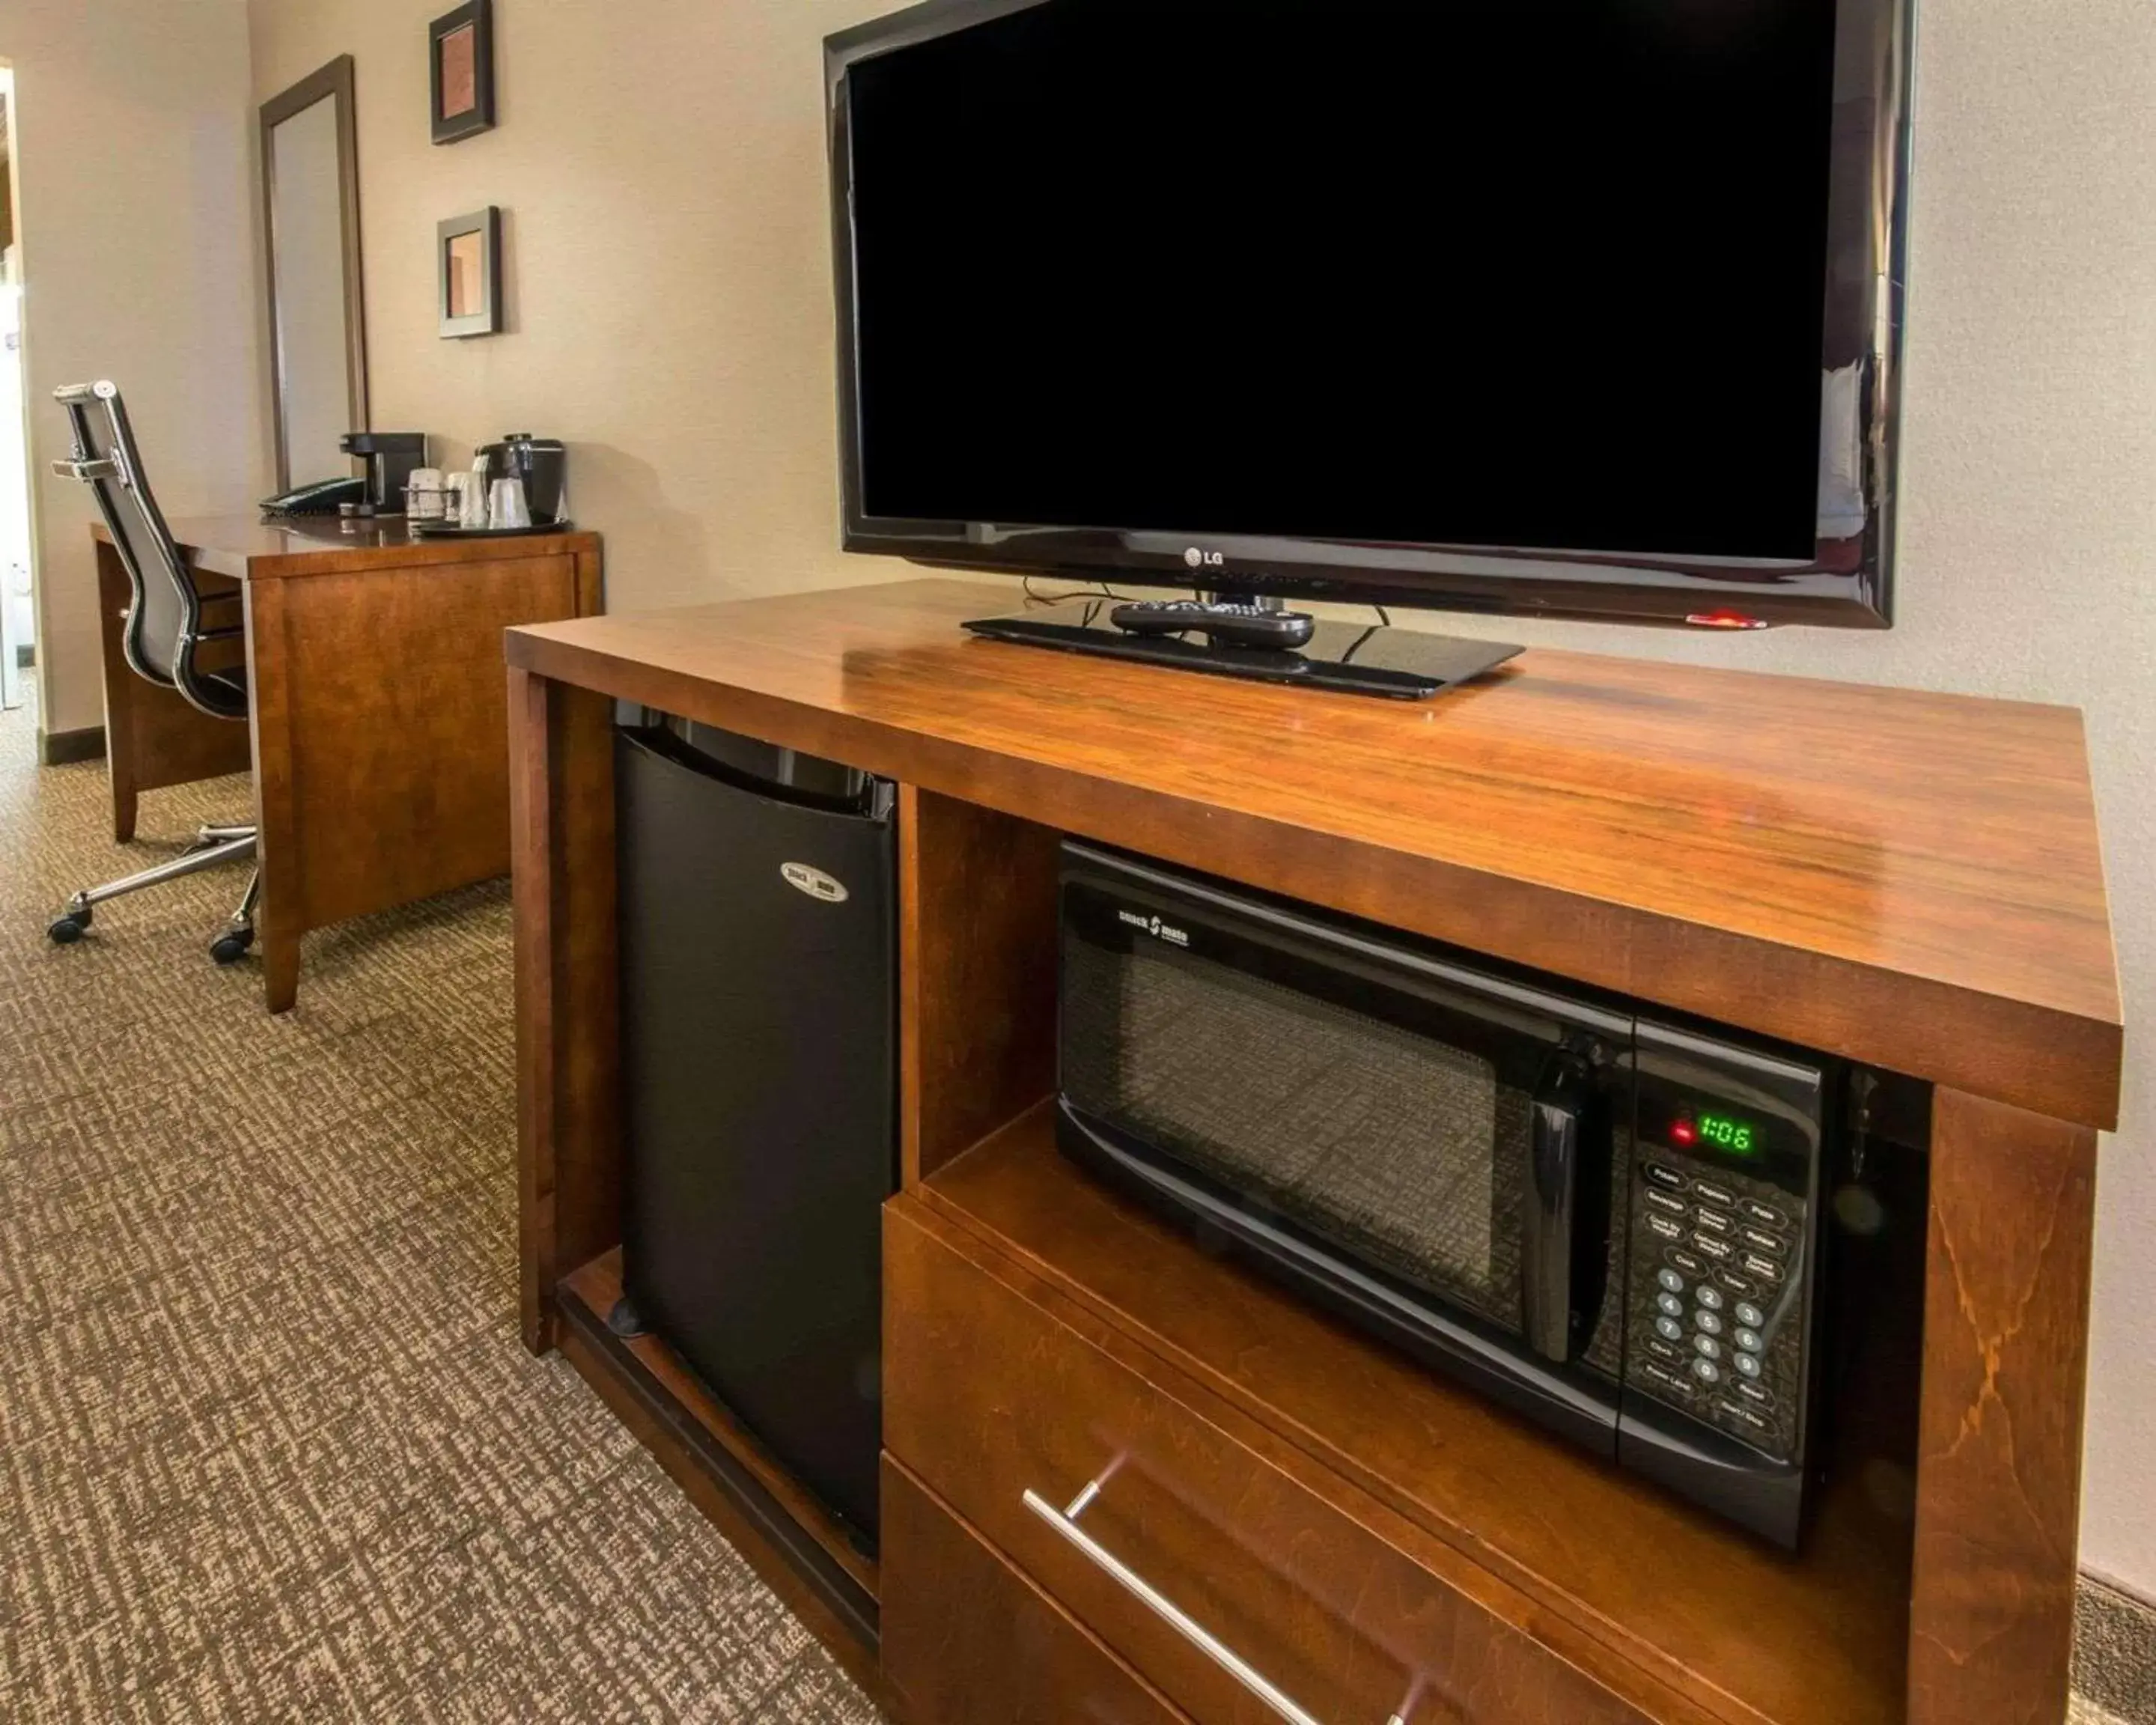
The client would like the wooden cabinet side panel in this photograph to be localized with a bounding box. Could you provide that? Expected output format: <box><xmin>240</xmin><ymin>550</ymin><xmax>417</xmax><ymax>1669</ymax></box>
<box><xmin>512</xmin><ymin>669</ymin><xmax>621</xmax><ymax>1351</ymax></box>
<box><xmin>279</xmin><ymin>556</ymin><xmax>580</xmax><ymax>928</ymax></box>
<box><xmin>511</xmin><ymin>666</ymin><xmax>557</xmax><ymax>1350</ymax></box>
<box><xmin>882</xmin><ymin>1455</ymin><xmax>1190</xmax><ymax>1725</ymax></box>
<box><xmin>572</xmin><ymin>544</ymin><xmax>605</xmax><ymax>618</ymax></box>
<box><xmin>244</xmin><ymin>572</ymin><xmax>303</xmax><ymax>1012</ymax></box>
<box><xmin>1908</xmin><ymin>1087</ymin><xmax>2098</xmax><ymax>1725</ymax></box>
<box><xmin>898</xmin><ymin>786</ymin><xmax>1059</xmax><ymax>1185</ymax></box>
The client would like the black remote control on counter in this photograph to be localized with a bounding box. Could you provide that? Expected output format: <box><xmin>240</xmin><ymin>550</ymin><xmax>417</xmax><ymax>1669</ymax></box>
<box><xmin>1111</xmin><ymin>600</ymin><xmax>1318</xmax><ymax>651</ymax></box>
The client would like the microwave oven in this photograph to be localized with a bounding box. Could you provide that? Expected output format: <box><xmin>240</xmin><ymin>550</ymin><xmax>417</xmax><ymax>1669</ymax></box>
<box><xmin>1056</xmin><ymin>841</ymin><xmax>1843</xmax><ymax>1547</ymax></box>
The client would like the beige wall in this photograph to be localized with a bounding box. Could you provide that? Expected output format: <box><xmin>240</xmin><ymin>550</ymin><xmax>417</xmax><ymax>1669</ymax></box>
<box><xmin>246</xmin><ymin>0</ymin><xmax>2156</xmax><ymax>1596</ymax></box>
<box><xmin>2</xmin><ymin>0</ymin><xmax>267</xmax><ymax>740</ymax></box>
<box><xmin>1475</xmin><ymin>0</ymin><xmax>2156</xmax><ymax>1598</ymax></box>
<box><xmin>249</xmin><ymin>0</ymin><xmax>896</xmax><ymax>627</ymax></box>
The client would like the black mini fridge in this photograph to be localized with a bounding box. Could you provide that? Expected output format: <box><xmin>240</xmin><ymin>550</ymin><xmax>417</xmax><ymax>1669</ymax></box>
<box><xmin>615</xmin><ymin>713</ymin><xmax>897</xmax><ymax>1551</ymax></box>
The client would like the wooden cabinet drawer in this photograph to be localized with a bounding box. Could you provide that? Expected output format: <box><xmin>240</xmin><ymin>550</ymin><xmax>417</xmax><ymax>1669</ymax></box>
<box><xmin>886</xmin><ymin>1196</ymin><xmax>1658</xmax><ymax>1725</ymax></box>
<box><xmin>883</xmin><ymin>1453</ymin><xmax>1189</xmax><ymax>1725</ymax></box>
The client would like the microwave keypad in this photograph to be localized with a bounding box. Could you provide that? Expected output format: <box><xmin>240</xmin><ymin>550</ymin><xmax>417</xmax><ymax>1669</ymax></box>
<box><xmin>1625</xmin><ymin>1153</ymin><xmax>1806</xmax><ymax>1459</ymax></box>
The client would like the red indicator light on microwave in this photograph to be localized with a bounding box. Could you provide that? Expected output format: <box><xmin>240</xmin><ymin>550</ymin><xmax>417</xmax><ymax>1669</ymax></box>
<box><xmin>1672</xmin><ymin>1121</ymin><xmax>1698</xmax><ymax>1146</ymax></box>
<box><xmin>1686</xmin><ymin>609</ymin><xmax>1770</xmax><ymax>631</ymax></box>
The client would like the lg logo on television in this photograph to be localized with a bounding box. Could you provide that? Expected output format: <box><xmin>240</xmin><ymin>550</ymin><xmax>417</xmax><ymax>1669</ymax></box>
<box><xmin>1184</xmin><ymin>547</ymin><xmax>1225</xmax><ymax>570</ymax></box>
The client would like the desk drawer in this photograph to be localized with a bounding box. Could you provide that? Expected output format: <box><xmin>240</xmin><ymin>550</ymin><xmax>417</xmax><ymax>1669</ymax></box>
<box><xmin>886</xmin><ymin>1196</ymin><xmax>1653</xmax><ymax>1725</ymax></box>
<box><xmin>883</xmin><ymin>1455</ymin><xmax>1190</xmax><ymax>1725</ymax></box>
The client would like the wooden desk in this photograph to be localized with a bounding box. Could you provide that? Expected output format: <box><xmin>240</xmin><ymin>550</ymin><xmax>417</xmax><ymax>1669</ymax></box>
<box><xmin>505</xmin><ymin>579</ymin><xmax>2120</xmax><ymax>1725</ymax></box>
<box><xmin>93</xmin><ymin>514</ymin><xmax>602</xmax><ymax>1011</ymax></box>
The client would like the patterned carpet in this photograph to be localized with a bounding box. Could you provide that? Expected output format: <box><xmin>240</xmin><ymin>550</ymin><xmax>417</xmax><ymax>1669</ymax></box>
<box><xmin>0</xmin><ymin>680</ymin><xmax>880</xmax><ymax>1724</ymax></box>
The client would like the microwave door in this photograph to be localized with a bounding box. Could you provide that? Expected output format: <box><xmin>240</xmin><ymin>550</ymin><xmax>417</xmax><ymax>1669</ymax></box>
<box><xmin>1056</xmin><ymin>845</ymin><xmax>1633</xmax><ymax>1398</ymax></box>
<box><xmin>1053</xmin><ymin>1104</ymin><xmax>1627</xmax><ymax>1452</ymax></box>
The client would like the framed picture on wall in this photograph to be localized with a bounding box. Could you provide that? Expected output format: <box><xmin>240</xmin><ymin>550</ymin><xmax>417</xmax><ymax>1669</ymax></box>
<box><xmin>430</xmin><ymin>0</ymin><xmax>495</xmax><ymax>144</ymax></box>
<box><xmin>439</xmin><ymin>207</ymin><xmax>503</xmax><ymax>338</ymax></box>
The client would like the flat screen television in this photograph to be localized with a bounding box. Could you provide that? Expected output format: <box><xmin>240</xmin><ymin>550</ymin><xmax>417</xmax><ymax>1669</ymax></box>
<box><xmin>826</xmin><ymin>0</ymin><xmax>1913</xmax><ymax>633</ymax></box>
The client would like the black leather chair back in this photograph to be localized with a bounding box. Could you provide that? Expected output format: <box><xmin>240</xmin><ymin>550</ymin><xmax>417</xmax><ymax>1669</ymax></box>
<box><xmin>52</xmin><ymin>381</ymin><xmax>246</xmax><ymax>721</ymax></box>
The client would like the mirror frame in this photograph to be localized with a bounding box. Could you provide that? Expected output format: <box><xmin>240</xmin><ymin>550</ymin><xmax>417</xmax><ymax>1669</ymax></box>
<box><xmin>259</xmin><ymin>55</ymin><xmax>369</xmax><ymax>492</ymax></box>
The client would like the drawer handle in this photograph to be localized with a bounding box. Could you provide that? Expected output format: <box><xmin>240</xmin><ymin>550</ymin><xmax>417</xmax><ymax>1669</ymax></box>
<box><xmin>1023</xmin><ymin>1478</ymin><xmax>1408</xmax><ymax>1725</ymax></box>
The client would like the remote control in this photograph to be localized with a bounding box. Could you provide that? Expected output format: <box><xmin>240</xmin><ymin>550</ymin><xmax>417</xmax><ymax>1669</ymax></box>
<box><xmin>1111</xmin><ymin>600</ymin><xmax>1318</xmax><ymax>651</ymax></box>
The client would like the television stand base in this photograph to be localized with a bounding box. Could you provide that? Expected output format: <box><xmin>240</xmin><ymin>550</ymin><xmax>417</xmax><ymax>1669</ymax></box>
<box><xmin>963</xmin><ymin>599</ymin><xmax>1522</xmax><ymax>699</ymax></box>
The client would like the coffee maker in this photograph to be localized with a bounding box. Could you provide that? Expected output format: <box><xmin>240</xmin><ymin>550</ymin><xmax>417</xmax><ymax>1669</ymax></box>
<box><xmin>339</xmin><ymin>431</ymin><xmax>428</xmax><ymax>518</ymax></box>
<box><xmin>475</xmin><ymin>434</ymin><xmax>568</xmax><ymax>526</ymax></box>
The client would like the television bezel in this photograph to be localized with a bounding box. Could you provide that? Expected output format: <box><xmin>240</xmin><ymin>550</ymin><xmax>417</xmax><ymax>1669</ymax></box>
<box><xmin>825</xmin><ymin>0</ymin><xmax>1915</xmax><ymax>630</ymax></box>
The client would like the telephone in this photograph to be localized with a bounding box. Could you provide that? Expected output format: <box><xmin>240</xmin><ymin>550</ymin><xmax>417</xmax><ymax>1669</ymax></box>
<box><xmin>260</xmin><ymin>476</ymin><xmax>365</xmax><ymax>517</ymax></box>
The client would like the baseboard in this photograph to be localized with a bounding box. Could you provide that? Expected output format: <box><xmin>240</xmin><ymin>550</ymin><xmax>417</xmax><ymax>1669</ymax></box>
<box><xmin>37</xmin><ymin>723</ymin><xmax>106</xmax><ymax>766</ymax></box>
<box><xmin>2080</xmin><ymin>1572</ymin><xmax>2156</xmax><ymax>1724</ymax></box>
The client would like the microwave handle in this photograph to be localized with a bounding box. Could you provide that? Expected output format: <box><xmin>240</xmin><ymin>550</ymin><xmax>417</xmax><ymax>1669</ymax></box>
<box><xmin>1524</xmin><ymin>1048</ymin><xmax>1592</xmax><ymax>1363</ymax></box>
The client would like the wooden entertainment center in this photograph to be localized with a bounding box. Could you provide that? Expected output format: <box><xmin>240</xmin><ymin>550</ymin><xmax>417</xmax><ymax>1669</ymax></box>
<box><xmin>506</xmin><ymin>578</ymin><xmax>2119</xmax><ymax>1725</ymax></box>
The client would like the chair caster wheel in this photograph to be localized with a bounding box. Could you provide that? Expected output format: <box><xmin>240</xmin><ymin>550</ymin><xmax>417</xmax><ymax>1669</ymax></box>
<box><xmin>210</xmin><ymin>926</ymin><xmax>255</xmax><ymax>966</ymax></box>
<box><xmin>49</xmin><ymin>908</ymin><xmax>91</xmax><ymax>944</ymax></box>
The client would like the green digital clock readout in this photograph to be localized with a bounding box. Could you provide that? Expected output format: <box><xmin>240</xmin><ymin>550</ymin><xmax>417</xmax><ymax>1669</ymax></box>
<box><xmin>1696</xmin><ymin>1113</ymin><xmax>1757</xmax><ymax>1154</ymax></box>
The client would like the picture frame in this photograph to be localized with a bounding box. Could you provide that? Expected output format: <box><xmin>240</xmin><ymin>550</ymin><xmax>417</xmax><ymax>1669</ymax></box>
<box><xmin>429</xmin><ymin>0</ymin><xmax>495</xmax><ymax>145</ymax></box>
<box><xmin>438</xmin><ymin>207</ymin><xmax>503</xmax><ymax>338</ymax></box>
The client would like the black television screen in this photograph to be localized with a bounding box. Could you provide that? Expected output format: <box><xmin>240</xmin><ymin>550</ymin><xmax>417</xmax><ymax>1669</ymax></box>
<box><xmin>827</xmin><ymin>0</ymin><xmax>1912</xmax><ymax>628</ymax></box>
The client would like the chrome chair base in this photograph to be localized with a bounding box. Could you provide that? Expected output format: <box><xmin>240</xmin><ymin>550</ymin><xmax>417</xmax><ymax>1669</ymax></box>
<box><xmin>49</xmin><ymin>824</ymin><xmax>261</xmax><ymax>965</ymax></box>
<box><xmin>210</xmin><ymin>867</ymin><xmax>262</xmax><ymax>967</ymax></box>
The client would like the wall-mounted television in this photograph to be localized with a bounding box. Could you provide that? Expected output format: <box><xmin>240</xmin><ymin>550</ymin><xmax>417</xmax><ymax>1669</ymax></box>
<box><xmin>826</xmin><ymin>0</ymin><xmax>1913</xmax><ymax>635</ymax></box>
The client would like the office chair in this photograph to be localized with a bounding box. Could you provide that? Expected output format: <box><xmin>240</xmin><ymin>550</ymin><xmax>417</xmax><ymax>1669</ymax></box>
<box><xmin>45</xmin><ymin>381</ymin><xmax>259</xmax><ymax>965</ymax></box>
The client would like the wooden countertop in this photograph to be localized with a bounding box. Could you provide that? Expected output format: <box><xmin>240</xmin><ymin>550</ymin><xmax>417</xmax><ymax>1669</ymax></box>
<box><xmin>97</xmin><ymin>514</ymin><xmax>599</xmax><ymax>581</ymax></box>
<box><xmin>507</xmin><ymin>577</ymin><xmax>2123</xmax><ymax>1130</ymax></box>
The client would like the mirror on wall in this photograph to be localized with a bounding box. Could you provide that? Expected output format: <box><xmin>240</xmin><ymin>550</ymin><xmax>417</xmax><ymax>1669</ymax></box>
<box><xmin>260</xmin><ymin>56</ymin><xmax>368</xmax><ymax>491</ymax></box>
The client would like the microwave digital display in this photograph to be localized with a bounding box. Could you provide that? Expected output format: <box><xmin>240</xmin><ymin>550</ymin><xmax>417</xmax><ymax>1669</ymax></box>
<box><xmin>1678</xmin><ymin>1111</ymin><xmax>1759</xmax><ymax>1154</ymax></box>
<box><xmin>1647</xmin><ymin>1088</ymin><xmax>1812</xmax><ymax>1192</ymax></box>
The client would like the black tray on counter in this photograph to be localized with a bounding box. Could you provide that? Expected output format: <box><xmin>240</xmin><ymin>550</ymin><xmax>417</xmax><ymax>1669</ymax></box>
<box><xmin>410</xmin><ymin>518</ymin><xmax>576</xmax><ymax>539</ymax></box>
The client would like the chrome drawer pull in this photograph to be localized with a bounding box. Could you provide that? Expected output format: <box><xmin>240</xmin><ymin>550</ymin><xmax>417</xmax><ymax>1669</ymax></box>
<box><xmin>1024</xmin><ymin>1477</ymin><xmax>1409</xmax><ymax>1725</ymax></box>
